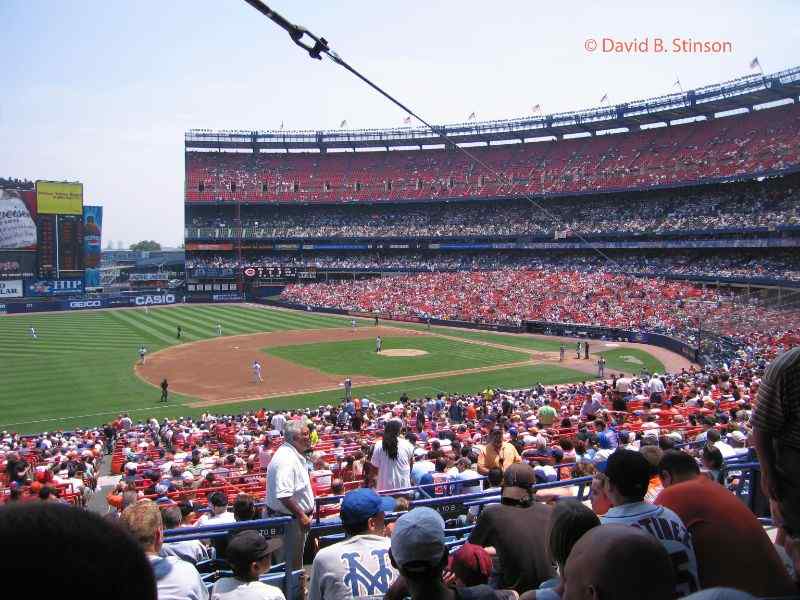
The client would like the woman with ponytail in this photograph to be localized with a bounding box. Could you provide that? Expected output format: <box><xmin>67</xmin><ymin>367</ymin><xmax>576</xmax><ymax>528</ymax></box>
<box><xmin>370</xmin><ymin>418</ymin><xmax>415</xmax><ymax>491</ymax></box>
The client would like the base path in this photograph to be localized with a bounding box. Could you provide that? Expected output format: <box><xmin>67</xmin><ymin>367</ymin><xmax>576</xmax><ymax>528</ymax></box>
<box><xmin>136</xmin><ymin>326</ymin><xmax>422</xmax><ymax>406</ymax></box>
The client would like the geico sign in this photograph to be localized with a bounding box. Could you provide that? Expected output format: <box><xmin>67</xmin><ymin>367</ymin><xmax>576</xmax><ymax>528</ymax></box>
<box><xmin>134</xmin><ymin>294</ymin><xmax>175</xmax><ymax>306</ymax></box>
<box><xmin>70</xmin><ymin>300</ymin><xmax>102</xmax><ymax>309</ymax></box>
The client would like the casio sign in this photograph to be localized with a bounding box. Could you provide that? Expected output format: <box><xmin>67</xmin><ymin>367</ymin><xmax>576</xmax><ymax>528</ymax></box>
<box><xmin>70</xmin><ymin>300</ymin><xmax>102</xmax><ymax>308</ymax></box>
<box><xmin>134</xmin><ymin>294</ymin><xmax>176</xmax><ymax>306</ymax></box>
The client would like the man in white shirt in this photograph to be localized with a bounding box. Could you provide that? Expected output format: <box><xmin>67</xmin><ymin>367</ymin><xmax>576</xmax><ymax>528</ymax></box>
<box><xmin>196</xmin><ymin>491</ymin><xmax>236</xmax><ymax>527</ymax></box>
<box><xmin>649</xmin><ymin>374</ymin><xmax>666</xmax><ymax>402</ymax></box>
<box><xmin>121</xmin><ymin>500</ymin><xmax>208</xmax><ymax>600</ymax></box>
<box><xmin>270</xmin><ymin>413</ymin><xmax>287</xmax><ymax>433</ymax></box>
<box><xmin>309</xmin><ymin>488</ymin><xmax>399</xmax><ymax>600</ymax></box>
<box><xmin>265</xmin><ymin>420</ymin><xmax>314</xmax><ymax>599</ymax></box>
<box><xmin>599</xmin><ymin>449</ymin><xmax>700</xmax><ymax>598</ymax></box>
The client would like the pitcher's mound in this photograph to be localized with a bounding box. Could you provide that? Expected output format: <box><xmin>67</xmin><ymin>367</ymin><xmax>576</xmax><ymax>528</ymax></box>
<box><xmin>380</xmin><ymin>349</ymin><xmax>429</xmax><ymax>357</ymax></box>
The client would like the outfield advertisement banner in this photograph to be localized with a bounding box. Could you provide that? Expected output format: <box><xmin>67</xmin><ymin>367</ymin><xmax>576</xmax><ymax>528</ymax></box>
<box><xmin>0</xmin><ymin>251</ymin><xmax>37</xmax><ymax>279</ymax></box>
<box><xmin>132</xmin><ymin>293</ymin><xmax>177</xmax><ymax>306</ymax></box>
<box><xmin>0</xmin><ymin>189</ymin><xmax>38</xmax><ymax>250</ymax></box>
<box><xmin>0</xmin><ymin>280</ymin><xmax>23</xmax><ymax>298</ymax></box>
<box><xmin>26</xmin><ymin>279</ymin><xmax>84</xmax><ymax>296</ymax></box>
<box><xmin>82</xmin><ymin>205</ymin><xmax>102</xmax><ymax>268</ymax></box>
<box><xmin>36</xmin><ymin>181</ymin><xmax>84</xmax><ymax>215</ymax></box>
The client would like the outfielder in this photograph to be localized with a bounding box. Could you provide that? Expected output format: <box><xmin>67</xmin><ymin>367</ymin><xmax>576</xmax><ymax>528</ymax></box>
<box><xmin>29</xmin><ymin>326</ymin><xmax>37</xmax><ymax>340</ymax></box>
<box><xmin>216</xmin><ymin>323</ymin><xmax>223</xmax><ymax>336</ymax></box>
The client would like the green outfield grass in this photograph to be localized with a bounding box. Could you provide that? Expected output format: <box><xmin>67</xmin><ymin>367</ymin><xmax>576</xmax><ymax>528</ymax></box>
<box><xmin>596</xmin><ymin>348</ymin><xmax>665</xmax><ymax>375</ymax></box>
<box><xmin>0</xmin><ymin>305</ymin><xmax>666</xmax><ymax>434</ymax></box>
<box><xmin>263</xmin><ymin>336</ymin><xmax>531</xmax><ymax>378</ymax></box>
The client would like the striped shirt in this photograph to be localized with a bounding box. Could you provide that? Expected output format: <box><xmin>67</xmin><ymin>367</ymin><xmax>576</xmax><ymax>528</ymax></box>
<box><xmin>753</xmin><ymin>347</ymin><xmax>800</xmax><ymax>450</ymax></box>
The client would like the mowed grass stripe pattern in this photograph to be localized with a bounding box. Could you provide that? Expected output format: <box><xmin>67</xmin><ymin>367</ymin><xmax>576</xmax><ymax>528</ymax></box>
<box><xmin>0</xmin><ymin>305</ymin><xmax>353</xmax><ymax>431</ymax></box>
<box><xmin>264</xmin><ymin>336</ymin><xmax>531</xmax><ymax>378</ymax></box>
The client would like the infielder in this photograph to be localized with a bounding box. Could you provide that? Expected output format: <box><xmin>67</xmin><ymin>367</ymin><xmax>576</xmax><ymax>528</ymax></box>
<box><xmin>138</xmin><ymin>345</ymin><xmax>147</xmax><ymax>365</ymax></box>
<box><xmin>559</xmin><ymin>344</ymin><xmax>566</xmax><ymax>362</ymax></box>
<box><xmin>597</xmin><ymin>357</ymin><xmax>606</xmax><ymax>378</ymax></box>
<box><xmin>375</xmin><ymin>336</ymin><xmax>382</xmax><ymax>353</ymax></box>
<box><xmin>29</xmin><ymin>326</ymin><xmax>37</xmax><ymax>340</ymax></box>
<box><xmin>351</xmin><ymin>319</ymin><xmax>357</xmax><ymax>331</ymax></box>
<box><xmin>252</xmin><ymin>360</ymin><xmax>263</xmax><ymax>383</ymax></box>
<box><xmin>575</xmin><ymin>341</ymin><xmax>582</xmax><ymax>359</ymax></box>
<box><xmin>216</xmin><ymin>323</ymin><xmax>223</xmax><ymax>336</ymax></box>
<box><xmin>176</xmin><ymin>325</ymin><xmax>183</xmax><ymax>339</ymax></box>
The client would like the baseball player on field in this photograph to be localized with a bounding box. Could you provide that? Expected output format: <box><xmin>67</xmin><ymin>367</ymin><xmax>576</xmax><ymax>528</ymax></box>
<box><xmin>375</xmin><ymin>336</ymin><xmax>382</xmax><ymax>353</ymax></box>
<box><xmin>216</xmin><ymin>323</ymin><xmax>223</xmax><ymax>336</ymax></box>
<box><xmin>351</xmin><ymin>319</ymin><xmax>357</xmax><ymax>331</ymax></box>
<box><xmin>29</xmin><ymin>326</ymin><xmax>37</xmax><ymax>340</ymax></box>
<box><xmin>138</xmin><ymin>345</ymin><xmax>147</xmax><ymax>365</ymax></box>
<box><xmin>252</xmin><ymin>360</ymin><xmax>263</xmax><ymax>383</ymax></box>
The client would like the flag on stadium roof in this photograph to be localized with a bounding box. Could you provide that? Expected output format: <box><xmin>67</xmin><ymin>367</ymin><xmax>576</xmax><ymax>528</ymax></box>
<box><xmin>468</xmin><ymin>112</ymin><xmax>476</xmax><ymax>120</ymax></box>
<box><xmin>673</xmin><ymin>77</ymin><xmax>683</xmax><ymax>93</ymax></box>
<box><xmin>339</xmin><ymin>119</ymin><xmax>347</xmax><ymax>128</ymax></box>
<box><xmin>531</xmin><ymin>104</ymin><xmax>541</xmax><ymax>115</ymax></box>
<box><xmin>403</xmin><ymin>116</ymin><xmax>411</xmax><ymax>124</ymax></box>
<box><xmin>600</xmin><ymin>93</ymin><xmax>608</xmax><ymax>103</ymax></box>
<box><xmin>749</xmin><ymin>56</ymin><xmax>761</xmax><ymax>70</ymax></box>
<box><xmin>280</xmin><ymin>121</ymin><xmax>284</xmax><ymax>130</ymax></box>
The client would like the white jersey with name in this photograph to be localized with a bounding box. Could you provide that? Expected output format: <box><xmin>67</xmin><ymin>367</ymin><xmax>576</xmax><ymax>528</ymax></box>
<box><xmin>601</xmin><ymin>501</ymin><xmax>700</xmax><ymax>597</ymax></box>
<box><xmin>309</xmin><ymin>534</ymin><xmax>398</xmax><ymax>600</ymax></box>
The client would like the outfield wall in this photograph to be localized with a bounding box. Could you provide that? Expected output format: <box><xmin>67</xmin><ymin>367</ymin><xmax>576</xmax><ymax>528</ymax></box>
<box><xmin>0</xmin><ymin>292</ymin><xmax>180</xmax><ymax>314</ymax></box>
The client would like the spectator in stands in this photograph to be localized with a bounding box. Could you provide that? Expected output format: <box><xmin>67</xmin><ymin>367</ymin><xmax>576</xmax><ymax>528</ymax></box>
<box><xmin>477</xmin><ymin>427</ymin><xmax>521</xmax><ymax>475</ymax></box>
<box><xmin>753</xmin><ymin>347</ymin><xmax>800</xmax><ymax>541</ymax></box>
<box><xmin>388</xmin><ymin>507</ymin><xmax>518</xmax><ymax>600</ymax></box>
<box><xmin>121</xmin><ymin>499</ymin><xmax>208</xmax><ymax>600</ymax></box>
<box><xmin>265</xmin><ymin>419</ymin><xmax>314</xmax><ymax>599</ymax></box>
<box><xmin>369</xmin><ymin>419</ymin><xmax>415</xmax><ymax>491</ymax></box>
<box><xmin>309</xmin><ymin>488</ymin><xmax>398</xmax><ymax>600</ymax></box>
<box><xmin>599</xmin><ymin>449</ymin><xmax>700</xmax><ymax>597</ymax></box>
<box><xmin>210</xmin><ymin>530</ymin><xmax>285</xmax><ymax>600</ymax></box>
<box><xmin>0</xmin><ymin>502</ymin><xmax>157</xmax><ymax>600</ymax></box>
<box><xmin>160</xmin><ymin>504</ymin><xmax>210</xmax><ymax>565</ymax></box>
<box><xmin>197</xmin><ymin>490</ymin><xmax>235</xmax><ymax>526</ymax></box>
<box><xmin>469</xmin><ymin>463</ymin><xmax>556</xmax><ymax>594</ymax></box>
<box><xmin>655</xmin><ymin>450</ymin><xmax>797</xmax><ymax>596</ymax></box>
<box><xmin>558</xmin><ymin>524</ymin><xmax>674</xmax><ymax>600</ymax></box>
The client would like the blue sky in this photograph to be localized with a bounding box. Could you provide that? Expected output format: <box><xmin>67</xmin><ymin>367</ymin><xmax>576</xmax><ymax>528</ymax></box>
<box><xmin>1</xmin><ymin>0</ymin><xmax>798</xmax><ymax>247</ymax></box>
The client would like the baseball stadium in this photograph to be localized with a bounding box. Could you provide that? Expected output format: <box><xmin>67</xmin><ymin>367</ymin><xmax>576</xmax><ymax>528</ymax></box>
<box><xmin>2</xmin><ymin>3</ymin><xmax>800</xmax><ymax>599</ymax></box>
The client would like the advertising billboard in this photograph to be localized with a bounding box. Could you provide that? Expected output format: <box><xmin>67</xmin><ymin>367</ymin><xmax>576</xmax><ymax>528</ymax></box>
<box><xmin>25</xmin><ymin>278</ymin><xmax>83</xmax><ymax>297</ymax></box>
<box><xmin>83</xmin><ymin>205</ymin><xmax>102</xmax><ymax>268</ymax></box>
<box><xmin>0</xmin><ymin>189</ymin><xmax>37</xmax><ymax>250</ymax></box>
<box><xmin>0</xmin><ymin>251</ymin><xmax>37</xmax><ymax>279</ymax></box>
<box><xmin>36</xmin><ymin>181</ymin><xmax>84</xmax><ymax>215</ymax></box>
<box><xmin>0</xmin><ymin>280</ymin><xmax>23</xmax><ymax>298</ymax></box>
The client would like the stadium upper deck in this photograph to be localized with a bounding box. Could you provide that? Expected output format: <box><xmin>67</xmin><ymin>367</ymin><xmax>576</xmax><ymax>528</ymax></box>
<box><xmin>185</xmin><ymin>67</ymin><xmax>800</xmax><ymax>204</ymax></box>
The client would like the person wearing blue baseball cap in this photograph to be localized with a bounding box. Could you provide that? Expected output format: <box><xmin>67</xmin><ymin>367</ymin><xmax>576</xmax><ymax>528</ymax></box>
<box><xmin>309</xmin><ymin>488</ymin><xmax>399</xmax><ymax>600</ymax></box>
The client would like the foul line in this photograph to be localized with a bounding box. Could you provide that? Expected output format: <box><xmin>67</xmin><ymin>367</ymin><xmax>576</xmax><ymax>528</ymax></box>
<box><xmin>0</xmin><ymin>403</ymin><xmax>189</xmax><ymax>429</ymax></box>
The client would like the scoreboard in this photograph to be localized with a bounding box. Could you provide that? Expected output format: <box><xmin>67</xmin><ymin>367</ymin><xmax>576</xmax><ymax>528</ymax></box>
<box><xmin>241</xmin><ymin>266</ymin><xmax>298</xmax><ymax>280</ymax></box>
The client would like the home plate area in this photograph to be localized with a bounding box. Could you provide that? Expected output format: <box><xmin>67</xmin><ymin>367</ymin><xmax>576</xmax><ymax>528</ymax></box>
<box><xmin>379</xmin><ymin>349</ymin><xmax>429</xmax><ymax>357</ymax></box>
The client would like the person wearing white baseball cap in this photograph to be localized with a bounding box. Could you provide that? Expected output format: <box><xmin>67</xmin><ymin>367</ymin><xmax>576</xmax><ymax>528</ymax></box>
<box><xmin>388</xmin><ymin>507</ymin><xmax>517</xmax><ymax>600</ymax></box>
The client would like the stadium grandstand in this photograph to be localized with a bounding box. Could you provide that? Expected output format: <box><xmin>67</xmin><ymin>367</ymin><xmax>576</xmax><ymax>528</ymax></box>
<box><xmin>3</xmin><ymin>26</ymin><xmax>800</xmax><ymax>600</ymax></box>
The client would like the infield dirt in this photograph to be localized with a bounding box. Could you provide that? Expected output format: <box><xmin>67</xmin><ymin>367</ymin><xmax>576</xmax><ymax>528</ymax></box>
<box><xmin>136</xmin><ymin>324</ymin><xmax>692</xmax><ymax>408</ymax></box>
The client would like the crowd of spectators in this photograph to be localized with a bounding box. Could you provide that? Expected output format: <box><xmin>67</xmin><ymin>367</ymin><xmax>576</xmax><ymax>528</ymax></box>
<box><xmin>185</xmin><ymin>102</ymin><xmax>800</xmax><ymax>204</ymax></box>
<box><xmin>187</xmin><ymin>251</ymin><xmax>800</xmax><ymax>282</ymax></box>
<box><xmin>2</xmin><ymin>328</ymin><xmax>799</xmax><ymax>597</ymax></box>
<box><xmin>280</xmin><ymin>270</ymin><xmax>800</xmax><ymax>337</ymax></box>
<box><xmin>0</xmin><ymin>177</ymin><xmax>34</xmax><ymax>190</ymax></box>
<box><xmin>186</xmin><ymin>175</ymin><xmax>800</xmax><ymax>240</ymax></box>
